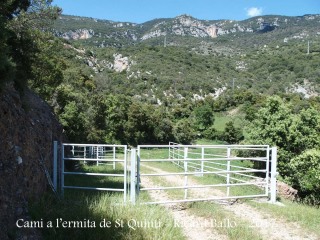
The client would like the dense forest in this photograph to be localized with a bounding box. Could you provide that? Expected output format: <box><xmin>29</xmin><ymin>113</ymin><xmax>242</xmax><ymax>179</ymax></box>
<box><xmin>1</xmin><ymin>1</ymin><xmax>320</xmax><ymax>204</ymax></box>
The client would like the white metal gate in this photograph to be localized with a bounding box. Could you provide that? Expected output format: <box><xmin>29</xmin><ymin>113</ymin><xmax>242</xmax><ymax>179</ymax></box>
<box><xmin>53</xmin><ymin>142</ymin><xmax>277</xmax><ymax>205</ymax></box>
<box><xmin>53</xmin><ymin>142</ymin><xmax>128</xmax><ymax>202</ymax></box>
<box><xmin>132</xmin><ymin>143</ymin><xmax>277</xmax><ymax>204</ymax></box>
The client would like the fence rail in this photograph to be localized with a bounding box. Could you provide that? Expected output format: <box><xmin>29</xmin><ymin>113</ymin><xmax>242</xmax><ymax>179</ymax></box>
<box><xmin>54</xmin><ymin>142</ymin><xmax>128</xmax><ymax>202</ymax></box>
<box><xmin>135</xmin><ymin>143</ymin><xmax>276</xmax><ymax>204</ymax></box>
<box><xmin>53</xmin><ymin>141</ymin><xmax>277</xmax><ymax>205</ymax></box>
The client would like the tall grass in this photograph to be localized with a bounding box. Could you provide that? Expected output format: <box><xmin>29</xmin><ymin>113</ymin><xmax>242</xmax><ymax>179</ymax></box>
<box><xmin>30</xmin><ymin>161</ymin><xmax>186</xmax><ymax>240</ymax></box>
<box><xmin>188</xmin><ymin>202</ymin><xmax>263</xmax><ymax>240</ymax></box>
<box><xmin>249</xmin><ymin>199</ymin><xmax>320</xmax><ymax>237</ymax></box>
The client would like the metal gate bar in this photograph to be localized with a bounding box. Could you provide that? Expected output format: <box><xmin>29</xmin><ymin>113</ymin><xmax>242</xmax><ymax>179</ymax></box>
<box><xmin>56</xmin><ymin>142</ymin><xmax>128</xmax><ymax>202</ymax></box>
<box><xmin>135</xmin><ymin>144</ymin><xmax>277</xmax><ymax>205</ymax></box>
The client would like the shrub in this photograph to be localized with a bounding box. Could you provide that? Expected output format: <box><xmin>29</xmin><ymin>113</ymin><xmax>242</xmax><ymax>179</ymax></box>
<box><xmin>222</xmin><ymin>121</ymin><xmax>244</xmax><ymax>144</ymax></box>
<box><xmin>289</xmin><ymin>149</ymin><xmax>320</xmax><ymax>205</ymax></box>
<box><xmin>173</xmin><ymin>119</ymin><xmax>196</xmax><ymax>144</ymax></box>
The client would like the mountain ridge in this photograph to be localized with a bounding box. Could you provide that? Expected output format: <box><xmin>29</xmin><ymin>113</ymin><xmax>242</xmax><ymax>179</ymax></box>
<box><xmin>54</xmin><ymin>13</ymin><xmax>320</xmax><ymax>44</ymax></box>
<box><xmin>50</xmin><ymin>12</ymin><xmax>320</xmax><ymax>101</ymax></box>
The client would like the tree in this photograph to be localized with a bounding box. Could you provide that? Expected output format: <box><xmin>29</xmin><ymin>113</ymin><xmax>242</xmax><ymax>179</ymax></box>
<box><xmin>173</xmin><ymin>119</ymin><xmax>196</xmax><ymax>144</ymax></box>
<box><xmin>192</xmin><ymin>104</ymin><xmax>214</xmax><ymax>133</ymax></box>
<box><xmin>59</xmin><ymin>101</ymin><xmax>86</xmax><ymax>142</ymax></box>
<box><xmin>104</xmin><ymin>95</ymin><xmax>131</xmax><ymax>144</ymax></box>
<box><xmin>244</xmin><ymin>96</ymin><xmax>294</xmax><ymax>176</ymax></box>
<box><xmin>4</xmin><ymin>0</ymin><xmax>61</xmax><ymax>91</ymax></box>
<box><xmin>245</xmin><ymin>96</ymin><xmax>320</xmax><ymax>203</ymax></box>
<box><xmin>151</xmin><ymin>107</ymin><xmax>174</xmax><ymax>143</ymax></box>
<box><xmin>0</xmin><ymin>0</ymin><xmax>30</xmax><ymax>88</ymax></box>
<box><xmin>289</xmin><ymin>150</ymin><xmax>320</xmax><ymax>205</ymax></box>
<box><xmin>223</xmin><ymin>121</ymin><xmax>243</xmax><ymax>144</ymax></box>
<box><xmin>124</xmin><ymin>102</ymin><xmax>154</xmax><ymax>145</ymax></box>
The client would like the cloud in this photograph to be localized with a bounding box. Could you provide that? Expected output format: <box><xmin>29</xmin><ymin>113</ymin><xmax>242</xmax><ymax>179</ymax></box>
<box><xmin>247</xmin><ymin>7</ymin><xmax>263</xmax><ymax>17</ymax></box>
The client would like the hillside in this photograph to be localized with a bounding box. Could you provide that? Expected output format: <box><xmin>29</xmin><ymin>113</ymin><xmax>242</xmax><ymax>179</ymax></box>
<box><xmin>52</xmin><ymin>14</ymin><xmax>320</xmax><ymax>101</ymax></box>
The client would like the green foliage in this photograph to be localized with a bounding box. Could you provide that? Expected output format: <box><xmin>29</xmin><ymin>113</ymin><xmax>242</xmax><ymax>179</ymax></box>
<box><xmin>124</xmin><ymin>102</ymin><xmax>154</xmax><ymax>145</ymax></box>
<box><xmin>173</xmin><ymin>118</ymin><xmax>196</xmax><ymax>144</ymax></box>
<box><xmin>0</xmin><ymin>0</ymin><xmax>61</xmax><ymax>92</ymax></box>
<box><xmin>222</xmin><ymin>121</ymin><xmax>244</xmax><ymax>144</ymax></box>
<box><xmin>0</xmin><ymin>0</ymin><xmax>30</xmax><ymax>89</ymax></box>
<box><xmin>245</xmin><ymin>96</ymin><xmax>293</xmax><ymax>175</ymax></box>
<box><xmin>151</xmin><ymin>107</ymin><xmax>175</xmax><ymax>143</ymax></box>
<box><xmin>245</xmin><ymin>96</ymin><xmax>320</xmax><ymax>203</ymax></box>
<box><xmin>203</xmin><ymin>125</ymin><xmax>219</xmax><ymax>140</ymax></box>
<box><xmin>59</xmin><ymin>101</ymin><xmax>87</xmax><ymax>142</ymax></box>
<box><xmin>289</xmin><ymin>150</ymin><xmax>320</xmax><ymax>205</ymax></box>
<box><xmin>29</xmin><ymin>34</ymin><xmax>65</xmax><ymax>100</ymax></box>
<box><xmin>192</xmin><ymin>104</ymin><xmax>214</xmax><ymax>132</ymax></box>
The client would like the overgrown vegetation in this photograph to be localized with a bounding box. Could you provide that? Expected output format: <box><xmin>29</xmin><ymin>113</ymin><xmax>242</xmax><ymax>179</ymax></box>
<box><xmin>244</xmin><ymin>96</ymin><xmax>320</xmax><ymax>204</ymax></box>
<box><xmin>31</xmin><ymin>188</ymin><xmax>185</xmax><ymax>240</ymax></box>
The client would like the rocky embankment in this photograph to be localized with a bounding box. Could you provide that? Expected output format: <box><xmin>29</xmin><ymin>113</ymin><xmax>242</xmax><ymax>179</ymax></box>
<box><xmin>0</xmin><ymin>84</ymin><xmax>65</xmax><ymax>240</ymax></box>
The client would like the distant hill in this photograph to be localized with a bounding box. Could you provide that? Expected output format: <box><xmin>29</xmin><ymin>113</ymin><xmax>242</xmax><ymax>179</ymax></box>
<box><xmin>52</xmin><ymin>14</ymin><xmax>320</xmax><ymax>100</ymax></box>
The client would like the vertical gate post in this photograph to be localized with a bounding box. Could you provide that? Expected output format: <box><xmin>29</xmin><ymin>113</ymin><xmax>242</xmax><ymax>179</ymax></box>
<box><xmin>270</xmin><ymin>147</ymin><xmax>277</xmax><ymax>203</ymax></box>
<box><xmin>265</xmin><ymin>146</ymin><xmax>270</xmax><ymax>196</ymax></box>
<box><xmin>184</xmin><ymin>147</ymin><xmax>188</xmax><ymax>199</ymax></box>
<box><xmin>113</xmin><ymin>145</ymin><xmax>116</xmax><ymax>170</ymax></box>
<box><xmin>96</xmin><ymin>146</ymin><xmax>99</xmax><ymax>166</ymax></box>
<box><xmin>123</xmin><ymin>146</ymin><xmax>127</xmax><ymax>202</ymax></box>
<box><xmin>130</xmin><ymin>149</ymin><xmax>137</xmax><ymax>204</ymax></box>
<box><xmin>61</xmin><ymin>144</ymin><xmax>65</xmax><ymax>198</ymax></box>
<box><xmin>53</xmin><ymin>141</ymin><xmax>58</xmax><ymax>192</ymax></box>
<box><xmin>226</xmin><ymin>147</ymin><xmax>231</xmax><ymax>197</ymax></box>
<box><xmin>136</xmin><ymin>147</ymin><xmax>141</xmax><ymax>196</ymax></box>
<box><xmin>201</xmin><ymin>147</ymin><xmax>204</xmax><ymax>177</ymax></box>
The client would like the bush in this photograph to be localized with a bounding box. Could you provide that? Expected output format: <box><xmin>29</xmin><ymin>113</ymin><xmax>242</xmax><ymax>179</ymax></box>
<box><xmin>222</xmin><ymin>121</ymin><xmax>244</xmax><ymax>144</ymax></box>
<box><xmin>289</xmin><ymin>149</ymin><xmax>320</xmax><ymax>205</ymax></box>
<box><xmin>173</xmin><ymin>119</ymin><xmax>196</xmax><ymax>144</ymax></box>
<box><xmin>203</xmin><ymin>126</ymin><xmax>223</xmax><ymax>140</ymax></box>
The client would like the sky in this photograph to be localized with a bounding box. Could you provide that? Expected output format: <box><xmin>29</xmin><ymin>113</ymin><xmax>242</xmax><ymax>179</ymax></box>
<box><xmin>52</xmin><ymin>0</ymin><xmax>320</xmax><ymax>23</ymax></box>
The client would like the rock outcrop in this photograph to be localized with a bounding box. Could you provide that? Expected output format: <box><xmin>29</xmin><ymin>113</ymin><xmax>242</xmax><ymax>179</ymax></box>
<box><xmin>0</xmin><ymin>84</ymin><xmax>65</xmax><ymax>240</ymax></box>
<box><xmin>113</xmin><ymin>53</ymin><xmax>131</xmax><ymax>72</ymax></box>
<box><xmin>60</xmin><ymin>29</ymin><xmax>94</xmax><ymax>40</ymax></box>
<box><xmin>141</xmin><ymin>15</ymin><xmax>219</xmax><ymax>40</ymax></box>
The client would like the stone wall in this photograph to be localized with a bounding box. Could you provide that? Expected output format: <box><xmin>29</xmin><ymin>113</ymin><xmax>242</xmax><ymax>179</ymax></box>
<box><xmin>0</xmin><ymin>85</ymin><xmax>65</xmax><ymax>239</ymax></box>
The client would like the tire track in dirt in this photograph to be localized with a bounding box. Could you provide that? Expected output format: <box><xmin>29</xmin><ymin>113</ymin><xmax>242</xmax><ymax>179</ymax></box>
<box><xmin>141</xmin><ymin>174</ymin><xmax>228</xmax><ymax>240</ymax></box>
<box><xmin>141</xmin><ymin>163</ymin><xmax>319</xmax><ymax>240</ymax></box>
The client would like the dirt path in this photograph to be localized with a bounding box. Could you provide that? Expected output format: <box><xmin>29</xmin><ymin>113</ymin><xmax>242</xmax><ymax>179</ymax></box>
<box><xmin>141</xmin><ymin>164</ymin><xmax>319</xmax><ymax>240</ymax></box>
<box><xmin>142</xmin><ymin>176</ymin><xmax>227</xmax><ymax>240</ymax></box>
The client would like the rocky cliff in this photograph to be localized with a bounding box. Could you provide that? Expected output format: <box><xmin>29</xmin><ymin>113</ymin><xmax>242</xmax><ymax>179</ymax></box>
<box><xmin>0</xmin><ymin>84</ymin><xmax>65</xmax><ymax>240</ymax></box>
<box><xmin>53</xmin><ymin>14</ymin><xmax>320</xmax><ymax>47</ymax></box>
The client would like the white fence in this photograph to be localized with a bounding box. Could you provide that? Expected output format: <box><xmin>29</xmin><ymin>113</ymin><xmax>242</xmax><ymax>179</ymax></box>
<box><xmin>53</xmin><ymin>142</ymin><xmax>277</xmax><ymax>205</ymax></box>
<box><xmin>53</xmin><ymin>142</ymin><xmax>128</xmax><ymax>202</ymax></box>
<box><xmin>134</xmin><ymin>143</ymin><xmax>277</xmax><ymax>204</ymax></box>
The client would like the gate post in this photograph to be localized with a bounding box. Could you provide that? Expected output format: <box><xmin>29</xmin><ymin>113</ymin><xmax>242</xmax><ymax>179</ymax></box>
<box><xmin>123</xmin><ymin>146</ymin><xmax>127</xmax><ymax>203</ymax></box>
<box><xmin>226</xmin><ymin>147</ymin><xmax>231</xmax><ymax>196</ymax></box>
<box><xmin>184</xmin><ymin>147</ymin><xmax>188</xmax><ymax>199</ymax></box>
<box><xmin>136</xmin><ymin>147</ymin><xmax>141</xmax><ymax>196</ymax></box>
<box><xmin>201</xmin><ymin>147</ymin><xmax>204</xmax><ymax>177</ymax></box>
<box><xmin>130</xmin><ymin>149</ymin><xmax>137</xmax><ymax>204</ymax></box>
<box><xmin>113</xmin><ymin>145</ymin><xmax>116</xmax><ymax>170</ymax></box>
<box><xmin>61</xmin><ymin>144</ymin><xmax>65</xmax><ymax>198</ymax></box>
<box><xmin>53</xmin><ymin>141</ymin><xmax>58</xmax><ymax>192</ymax></box>
<box><xmin>270</xmin><ymin>147</ymin><xmax>277</xmax><ymax>203</ymax></box>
